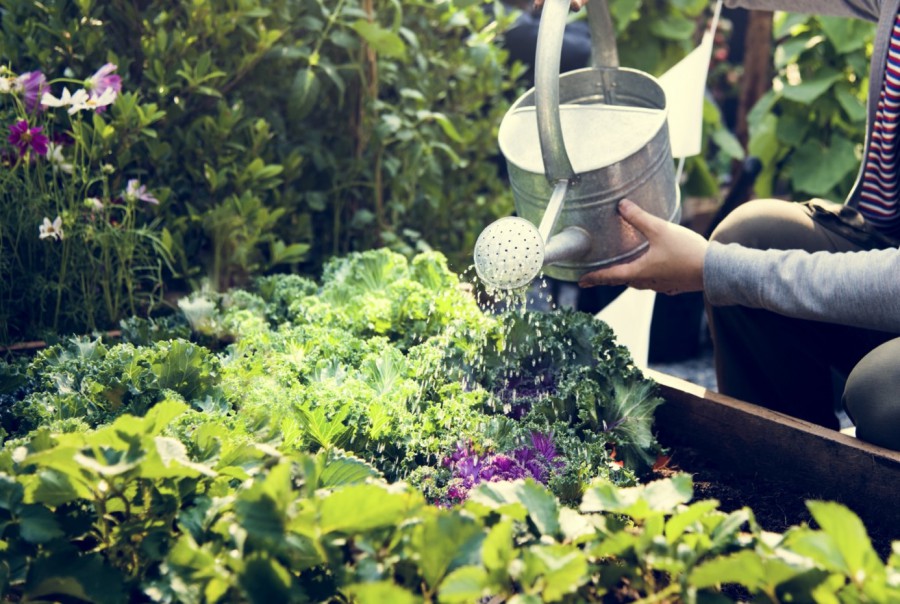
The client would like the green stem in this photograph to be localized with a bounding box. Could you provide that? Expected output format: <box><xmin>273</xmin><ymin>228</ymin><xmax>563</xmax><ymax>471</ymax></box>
<box><xmin>53</xmin><ymin>239</ymin><xmax>70</xmax><ymax>331</ymax></box>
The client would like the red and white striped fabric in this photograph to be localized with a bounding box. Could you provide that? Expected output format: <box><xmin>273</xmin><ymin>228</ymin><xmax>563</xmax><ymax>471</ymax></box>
<box><xmin>859</xmin><ymin>14</ymin><xmax>900</xmax><ymax>235</ymax></box>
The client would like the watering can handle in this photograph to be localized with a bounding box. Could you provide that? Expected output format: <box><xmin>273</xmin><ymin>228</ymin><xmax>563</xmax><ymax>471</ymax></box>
<box><xmin>535</xmin><ymin>0</ymin><xmax>618</xmax><ymax>183</ymax></box>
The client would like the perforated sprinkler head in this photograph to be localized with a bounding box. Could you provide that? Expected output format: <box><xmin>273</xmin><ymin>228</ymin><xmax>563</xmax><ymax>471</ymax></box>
<box><xmin>473</xmin><ymin>216</ymin><xmax>545</xmax><ymax>290</ymax></box>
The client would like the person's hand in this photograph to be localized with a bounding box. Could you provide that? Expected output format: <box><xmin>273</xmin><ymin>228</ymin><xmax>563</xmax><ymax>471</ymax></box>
<box><xmin>534</xmin><ymin>0</ymin><xmax>589</xmax><ymax>10</ymax></box>
<box><xmin>578</xmin><ymin>199</ymin><xmax>709</xmax><ymax>295</ymax></box>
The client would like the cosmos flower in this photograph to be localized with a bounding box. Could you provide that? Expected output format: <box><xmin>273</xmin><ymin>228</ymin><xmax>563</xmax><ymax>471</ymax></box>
<box><xmin>15</xmin><ymin>70</ymin><xmax>47</xmax><ymax>113</ymax></box>
<box><xmin>124</xmin><ymin>179</ymin><xmax>159</xmax><ymax>205</ymax></box>
<box><xmin>85</xmin><ymin>63</ymin><xmax>121</xmax><ymax>112</ymax></box>
<box><xmin>40</xmin><ymin>87</ymin><xmax>79</xmax><ymax>109</ymax></box>
<box><xmin>39</xmin><ymin>216</ymin><xmax>64</xmax><ymax>241</ymax></box>
<box><xmin>67</xmin><ymin>87</ymin><xmax>117</xmax><ymax>114</ymax></box>
<box><xmin>46</xmin><ymin>143</ymin><xmax>73</xmax><ymax>174</ymax></box>
<box><xmin>8</xmin><ymin>119</ymin><xmax>49</xmax><ymax>156</ymax></box>
<box><xmin>41</xmin><ymin>86</ymin><xmax>117</xmax><ymax>114</ymax></box>
<box><xmin>86</xmin><ymin>63</ymin><xmax>122</xmax><ymax>98</ymax></box>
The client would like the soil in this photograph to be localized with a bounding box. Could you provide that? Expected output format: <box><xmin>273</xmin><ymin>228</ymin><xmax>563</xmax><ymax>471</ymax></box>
<box><xmin>653</xmin><ymin>444</ymin><xmax>896</xmax><ymax>560</ymax></box>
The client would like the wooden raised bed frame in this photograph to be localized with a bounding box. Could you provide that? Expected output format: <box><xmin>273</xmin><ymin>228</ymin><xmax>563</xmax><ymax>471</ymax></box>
<box><xmin>648</xmin><ymin>369</ymin><xmax>900</xmax><ymax>533</ymax></box>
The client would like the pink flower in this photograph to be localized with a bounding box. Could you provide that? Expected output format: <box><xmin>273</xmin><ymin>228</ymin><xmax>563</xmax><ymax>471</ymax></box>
<box><xmin>124</xmin><ymin>179</ymin><xmax>159</xmax><ymax>205</ymax></box>
<box><xmin>15</xmin><ymin>71</ymin><xmax>47</xmax><ymax>113</ymax></box>
<box><xmin>86</xmin><ymin>63</ymin><xmax>121</xmax><ymax>112</ymax></box>
<box><xmin>8</xmin><ymin>120</ymin><xmax>48</xmax><ymax>156</ymax></box>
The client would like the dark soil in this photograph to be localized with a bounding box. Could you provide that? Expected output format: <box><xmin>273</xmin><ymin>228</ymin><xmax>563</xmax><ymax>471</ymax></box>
<box><xmin>653</xmin><ymin>444</ymin><xmax>896</xmax><ymax>560</ymax></box>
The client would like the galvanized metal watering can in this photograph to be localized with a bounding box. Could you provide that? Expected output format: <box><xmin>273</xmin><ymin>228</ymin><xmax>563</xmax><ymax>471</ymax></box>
<box><xmin>474</xmin><ymin>0</ymin><xmax>680</xmax><ymax>289</ymax></box>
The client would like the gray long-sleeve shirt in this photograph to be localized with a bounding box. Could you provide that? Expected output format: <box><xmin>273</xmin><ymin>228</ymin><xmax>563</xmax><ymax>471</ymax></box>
<box><xmin>704</xmin><ymin>0</ymin><xmax>900</xmax><ymax>333</ymax></box>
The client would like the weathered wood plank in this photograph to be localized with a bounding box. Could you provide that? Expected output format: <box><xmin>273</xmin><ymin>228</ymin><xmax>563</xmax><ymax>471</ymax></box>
<box><xmin>648</xmin><ymin>369</ymin><xmax>900</xmax><ymax>534</ymax></box>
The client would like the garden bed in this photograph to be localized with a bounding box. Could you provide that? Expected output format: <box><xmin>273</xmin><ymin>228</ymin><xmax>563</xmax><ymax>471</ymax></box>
<box><xmin>649</xmin><ymin>369</ymin><xmax>900</xmax><ymax>557</ymax></box>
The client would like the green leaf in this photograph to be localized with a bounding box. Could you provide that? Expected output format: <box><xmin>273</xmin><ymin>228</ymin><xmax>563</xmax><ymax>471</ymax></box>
<box><xmin>344</xmin><ymin>581</ymin><xmax>422</xmax><ymax>604</ymax></box>
<box><xmin>151</xmin><ymin>341</ymin><xmax>219</xmax><ymax>403</ymax></box>
<box><xmin>0</xmin><ymin>475</ymin><xmax>24</xmax><ymax>511</ymax></box>
<box><xmin>317</xmin><ymin>450</ymin><xmax>382</xmax><ymax>489</ymax></box>
<box><xmin>468</xmin><ymin>479</ymin><xmax>559</xmax><ymax>537</ymax></box>
<box><xmin>426</xmin><ymin>111</ymin><xmax>465</xmax><ymax>143</ymax></box>
<box><xmin>819</xmin><ymin>16</ymin><xmax>872</xmax><ymax>54</ymax></box>
<box><xmin>0</xmin><ymin>560</ymin><xmax>8</xmax><ymax>597</ymax></box>
<box><xmin>690</xmin><ymin>550</ymin><xmax>767</xmax><ymax>590</ymax></box>
<box><xmin>581</xmin><ymin>475</ymin><xmax>693</xmax><ymax>519</ymax></box>
<box><xmin>351</xmin><ymin>21</ymin><xmax>406</xmax><ymax>58</ymax></box>
<box><xmin>19</xmin><ymin>504</ymin><xmax>64</xmax><ymax>543</ymax></box>
<box><xmin>800</xmin><ymin>501</ymin><xmax>884</xmax><ymax>583</ymax></box>
<box><xmin>775</xmin><ymin>113</ymin><xmax>810</xmax><ymax>146</ymax></box>
<box><xmin>439</xmin><ymin>566</ymin><xmax>489</xmax><ymax>603</ymax></box>
<box><xmin>238</xmin><ymin>554</ymin><xmax>293</xmax><ymax>604</ymax></box>
<box><xmin>29</xmin><ymin>468</ymin><xmax>84</xmax><ymax>506</ymax></box>
<box><xmin>665</xmin><ymin>499</ymin><xmax>720</xmax><ymax>543</ymax></box>
<box><xmin>235</xmin><ymin>494</ymin><xmax>286</xmax><ymax>542</ymax></box>
<box><xmin>781</xmin><ymin>71</ymin><xmax>841</xmax><ymax>104</ymax></box>
<box><xmin>318</xmin><ymin>483</ymin><xmax>417</xmax><ymax>534</ymax></box>
<box><xmin>412</xmin><ymin>511</ymin><xmax>484</xmax><ymax>588</ymax></box>
<box><xmin>25</xmin><ymin>552</ymin><xmax>126</xmax><ymax>604</ymax></box>
<box><xmin>649</xmin><ymin>15</ymin><xmax>696</xmax><ymax>40</ymax></box>
<box><xmin>270</xmin><ymin>240</ymin><xmax>311</xmax><ymax>265</ymax></box>
<box><xmin>482</xmin><ymin>519</ymin><xmax>514</xmax><ymax>571</ymax></box>
<box><xmin>789</xmin><ymin>135</ymin><xmax>857</xmax><ymax>196</ymax></box>
<box><xmin>524</xmin><ymin>544</ymin><xmax>588</xmax><ymax>602</ymax></box>
<box><xmin>710</xmin><ymin>128</ymin><xmax>745</xmax><ymax>160</ymax></box>
<box><xmin>709</xmin><ymin>509</ymin><xmax>751</xmax><ymax>553</ymax></box>
<box><xmin>296</xmin><ymin>403</ymin><xmax>350</xmax><ymax>448</ymax></box>
<box><xmin>834</xmin><ymin>84</ymin><xmax>867</xmax><ymax>122</ymax></box>
<box><xmin>144</xmin><ymin>436</ymin><xmax>217</xmax><ymax>479</ymax></box>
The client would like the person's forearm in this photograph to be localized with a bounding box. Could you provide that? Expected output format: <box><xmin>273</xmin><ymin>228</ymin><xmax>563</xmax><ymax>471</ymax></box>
<box><xmin>704</xmin><ymin>242</ymin><xmax>900</xmax><ymax>333</ymax></box>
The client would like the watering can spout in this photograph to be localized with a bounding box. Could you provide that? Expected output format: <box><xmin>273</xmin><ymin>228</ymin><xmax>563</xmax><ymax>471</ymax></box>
<box><xmin>544</xmin><ymin>226</ymin><xmax>591</xmax><ymax>266</ymax></box>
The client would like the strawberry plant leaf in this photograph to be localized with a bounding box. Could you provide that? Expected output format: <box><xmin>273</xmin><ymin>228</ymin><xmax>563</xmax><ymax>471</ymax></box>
<box><xmin>318</xmin><ymin>483</ymin><xmax>418</xmax><ymax>534</ymax></box>
<box><xmin>412</xmin><ymin>511</ymin><xmax>484</xmax><ymax>588</ymax></box>
<box><xmin>690</xmin><ymin>550</ymin><xmax>767</xmax><ymax>590</ymax></box>
<box><xmin>28</xmin><ymin>468</ymin><xmax>83</xmax><ymax>507</ymax></box>
<box><xmin>438</xmin><ymin>565</ymin><xmax>489</xmax><ymax>603</ymax></box>
<box><xmin>238</xmin><ymin>554</ymin><xmax>295</xmax><ymax>604</ymax></box>
<box><xmin>522</xmin><ymin>544</ymin><xmax>589</xmax><ymax>602</ymax></box>
<box><xmin>482</xmin><ymin>519</ymin><xmax>514</xmax><ymax>572</ymax></box>
<box><xmin>25</xmin><ymin>552</ymin><xmax>126</xmax><ymax>604</ymax></box>
<box><xmin>317</xmin><ymin>450</ymin><xmax>382</xmax><ymax>489</ymax></box>
<box><xmin>344</xmin><ymin>581</ymin><xmax>422</xmax><ymax>604</ymax></box>
<box><xmin>468</xmin><ymin>479</ymin><xmax>560</xmax><ymax>537</ymax></box>
<box><xmin>18</xmin><ymin>504</ymin><xmax>64</xmax><ymax>543</ymax></box>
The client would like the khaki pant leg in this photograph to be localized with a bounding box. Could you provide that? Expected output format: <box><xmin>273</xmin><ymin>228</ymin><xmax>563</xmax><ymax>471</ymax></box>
<box><xmin>844</xmin><ymin>338</ymin><xmax>900</xmax><ymax>450</ymax></box>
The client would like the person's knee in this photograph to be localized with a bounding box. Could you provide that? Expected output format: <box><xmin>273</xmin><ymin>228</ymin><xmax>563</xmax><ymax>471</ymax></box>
<box><xmin>709</xmin><ymin>198</ymin><xmax>809</xmax><ymax>250</ymax></box>
<box><xmin>844</xmin><ymin>338</ymin><xmax>900</xmax><ymax>450</ymax></box>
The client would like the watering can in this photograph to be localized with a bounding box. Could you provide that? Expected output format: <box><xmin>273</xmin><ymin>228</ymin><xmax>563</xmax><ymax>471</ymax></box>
<box><xmin>474</xmin><ymin>0</ymin><xmax>680</xmax><ymax>290</ymax></box>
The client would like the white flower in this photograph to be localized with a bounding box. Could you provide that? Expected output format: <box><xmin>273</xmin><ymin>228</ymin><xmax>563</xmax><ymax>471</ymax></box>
<box><xmin>40</xmin><ymin>87</ymin><xmax>80</xmax><ymax>108</ymax></box>
<box><xmin>0</xmin><ymin>75</ymin><xmax>13</xmax><ymax>94</ymax></box>
<box><xmin>86</xmin><ymin>197</ymin><xmax>104</xmax><ymax>211</ymax></box>
<box><xmin>39</xmin><ymin>216</ymin><xmax>64</xmax><ymax>241</ymax></box>
<box><xmin>67</xmin><ymin>86</ymin><xmax>116</xmax><ymax>114</ymax></box>
<box><xmin>47</xmin><ymin>143</ymin><xmax>74</xmax><ymax>174</ymax></box>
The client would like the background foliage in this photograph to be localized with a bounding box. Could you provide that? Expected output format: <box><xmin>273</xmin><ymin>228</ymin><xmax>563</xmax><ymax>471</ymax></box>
<box><xmin>747</xmin><ymin>12</ymin><xmax>874</xmax><ymax>202</ymax></box>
